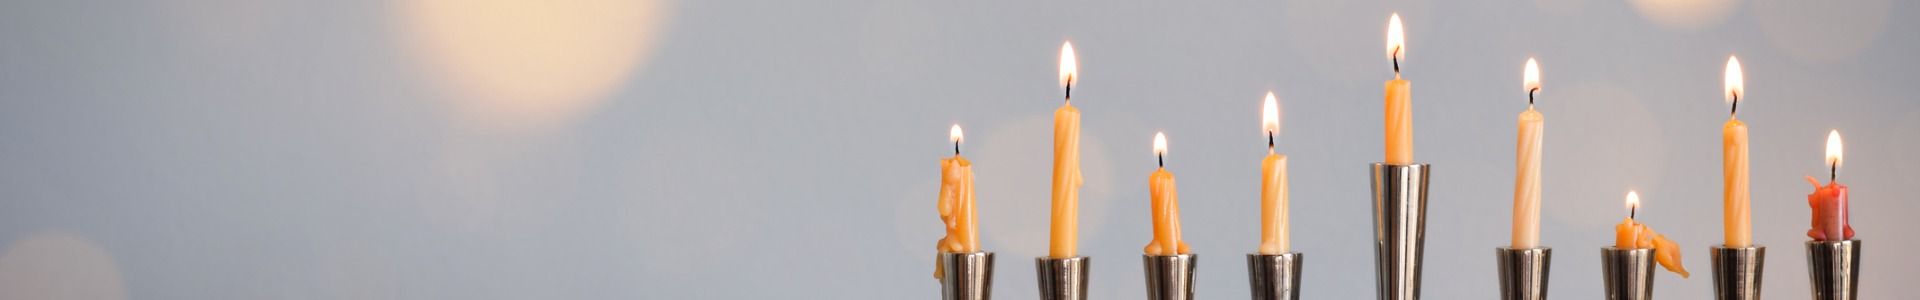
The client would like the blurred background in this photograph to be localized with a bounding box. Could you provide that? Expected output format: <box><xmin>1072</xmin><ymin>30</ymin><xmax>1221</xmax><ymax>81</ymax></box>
<box><xmin>0</xmin><ymin>0</ymin><xmax>1914</xmax><ymax>299</ymax></box>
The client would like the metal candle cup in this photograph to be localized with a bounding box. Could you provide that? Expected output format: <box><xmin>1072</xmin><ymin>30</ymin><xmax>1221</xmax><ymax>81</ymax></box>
<box><xmin>1710</xmin><ymin>245</ymin><xmax>1765</xmax><ymax>300</ymax></box>
<box><xmin>940</xmin><ymin>252</ymin><xmax>995</xmax><ymax>300</ymax></box>
<box><xmin>1370</xmin><ymin>163</ymin><xmax>1430</xmax><ymax>300</ymax></box>
<box><xmin>1035</xmin><ymin>256</ymin><xmax>1090</xmax><ymax>300</ymax></box>
<box><xmin>1601</xmin><ymin>247</ymin><xmax>1656</xmax><ymax>300</ymax></box>
<box><xmin>1247</xmin><ymin>252</ymin><xmax>1303</xmax><ymax>300</ymax></box>
<box><xmin>1142</xmin><ymin>254</ymin><xmax>1197</xmax><ymax>300</ymax></box>
<box><xmin>1805</xmin><ymin>240</ymin><xmax>1860</xmax><ymax>300</ymax></box>
<box><xmin>1496</xmin><ymin>247</ymin><xmax>1551</xmax><ymax>300</ymax></box>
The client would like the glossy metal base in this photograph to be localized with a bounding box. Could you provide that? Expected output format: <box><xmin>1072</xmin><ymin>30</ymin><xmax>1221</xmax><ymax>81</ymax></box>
<box><xmin>1602</xmin><ymin>247</ymin><xmax>1655</xmax><ymax>300</ymax></box>
<box><xmin>1710</xmin><ymin>245</ymin><xmax>1766</xmax><ymax>300</ymax></box>
<box><xmin>1371</xmin><ymin>163</ymin><xmax>1430</xmax><ymax>300</ymax></box>
<box><xmin>1142</xmin><ymin>254</ymin><xmax>1197</xmax><ymax>300</ymax></box>
<box><xmin>1036</xmin><ymin>256</ymin><xmax>1090</xmax><ymax>300</ymax></box>
<box><xmin>1247</xmin><ymin>252</ymin><xmax>1303</xmax><ymax>300</ymax></box>
<box><xmin>941</xmin><ymin>252</ymin><xmax>995</xmax><ymax>300</ymax></box>
<box><xmin>1497</xmin><ymin>247</ymin><xmax>1551</xmax><ymax>300</ymax></box>
<box><xmin>1806</xmin><ymin>240</ymin><xmax>1859</xmax><ymax>300</ymax></box>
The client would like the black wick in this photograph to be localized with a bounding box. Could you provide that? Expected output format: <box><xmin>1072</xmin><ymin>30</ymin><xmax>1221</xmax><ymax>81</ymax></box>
<box><xmin>1830</xmin><ymin>160</ymin><xmax>1837</xmax><ymax>184</ymax></box>
<box><xmin>954</xmin><ymin>140</ymin><xmax>961</xmax><ymax>156</ymax></box>
<box><xmin>1730</xmin><ymin>91</ymin><xmax>1739</xmax><ymax>116</ymax></box>
<box><xmin>1064</xmin><ymin>75</ymin><xmax>1073</xmax><ymax>103</ymax></box>
<box><xmin>1158</xmin><ymin>152</ymin><xmax>1164</xmax><ymax>168</ymax></box>
<box><xmin>1630</xmin><ymin>204</ymin><xmax>1637</xmax><ymax>220</ymax></box>
<box><xmin>1391</xmin><ymin>47</ymin><xmax>1401</xmax><ymax>74</ymax></box>
<box><xmin>1528</xmin><ymin>87</ymin><xmax>1539</xmax><ymax>106</ymax></box>
<box><xmin>1268</xmin><ymin>132</ymin><xmax>1275</xmax><ymax>150</ymax></box>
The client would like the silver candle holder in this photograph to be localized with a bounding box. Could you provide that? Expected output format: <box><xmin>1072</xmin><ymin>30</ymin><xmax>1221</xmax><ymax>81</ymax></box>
<box><xmin>1805</xmin><ymin>240</ymin><xmax>1860</xmax><ymax>300</ymax></box>
<box><xmin>940</xmin><ymin>252</ymin><xmax>996</xmax><ymax>300</ymax></box>
<box><xmin>1370</xmin><ymin>163</ymin><xmax>1429</xmax><ymax>300</ymax></box>
<box><xmin>1143</xmin><ymin>254</ymin><xmax>1197</xmax><ymax>300</ymax></box>
<box><xmin>1601</xmin><ymin>247</ymin><xmax>1656</xmax><ymax>300</ymax></box>
<box><xmin>1710</xmin><ymin>244</ymin><xmax>1765</xmax><ymax>300</ymax></box>
<box><xmin>1247</xmin><ymin>252</ymin><xmax>1303</xmax><ymax>300</ymax></box>
<box><xmin>1036</xmin><ymin>256</ymin><xmax>1090</xmax><ymax>300</ymax></box>
<box><xmin>1496</xmin><ymin>247</ymin><xmax>1551</xmax><ymax>300</ymax></box>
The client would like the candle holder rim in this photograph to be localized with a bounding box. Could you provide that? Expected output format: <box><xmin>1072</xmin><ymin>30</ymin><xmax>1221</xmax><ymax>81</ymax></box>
<box><xmin>1496</xmin><ymin>246</ymin><xmax>1552</xmax><ymax>251</ymax></box>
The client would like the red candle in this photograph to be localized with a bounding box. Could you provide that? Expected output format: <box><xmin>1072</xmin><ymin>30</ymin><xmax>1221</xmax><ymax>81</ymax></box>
<box><xmin>1806</xmin><ymin>130</ymin><xmax>1853</xmax><ymax>241</ymax></box>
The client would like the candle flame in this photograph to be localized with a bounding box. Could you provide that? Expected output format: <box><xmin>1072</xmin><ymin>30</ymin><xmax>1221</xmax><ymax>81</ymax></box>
<box><xmin>1826</xmin><ymin>130</ymin><xmax>1842</xmax><ymax>173</ymax></box>
<box><xmin>1725</xmin><ymin>56</ymin><xmax>1743</xmax><ymax>108</ymax></box>
<box><xmin>1153</xmin><ymin>132</ymin><xmax>1168</xmax><ymax>157</ymax></box>
<box><xmin>1060</xmin><ymin>41</ymin><xmax>1077</xmax><ymax>90</ymax></box>
<box><xmin>951</xmin><ymin>124</ymin><xmax>964</xmax><ymax>144</ymax></box>
<box><xmin>1263</xmin><ymin>92</ymin><xmax>1280</xmax><ymax>138</ymax></box>
<box><xmin>1523</xmin><ymin>58</ymin><xmax>1541</xmax><ymax>95</ymax></box>
<box><xmin>1387</xmin><ymin>14</ymin><xmax>1404</xmax><ymax>63</ymax></box>
<box><xmin>1625</xmin><ymin>190</ymin><xmax>1641</xmax><ymax>218</ymax></box>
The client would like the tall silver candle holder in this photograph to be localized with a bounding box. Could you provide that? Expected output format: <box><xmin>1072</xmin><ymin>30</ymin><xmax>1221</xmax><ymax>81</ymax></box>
<box><xmin>1370</xmin><ymin>163</ymin><xmax>1429</xmax><ymax>300</ymax></box>
<box><xmin>1805</xmin><ymin>240</ymin><xmax>1860</xmax><ymax>300</ymax></box>
<box><xmin>1709</xmin><ymin>244</ymin><xmax>1765</xmax><ymax>300</ymax></box>
<box><xmin>1248</xmin><ymin>252</ymin><xmax>1303</xmax><ymax>300</ymax></box>
<box><xmin>1143</xmin><ymin>254</ymin><xmax>1197</xmax><ymax>300</ymax></box>
<box><xmin>1496</xmin><ymin>247</ymin><xmax>1551</xmax><ymax>300</ymax></box>
<box><xmin>940</xmin><ymin>252</ymin><xmax>996</xmax><ymax>300</ymax></box>
<box><xmin>1036</xmin><ymin>256</ymin><xmax>1090</xmax><ymax>300</ymax></box>
<box><xmin>1601</xmin><ymin>247</ymin><xmax>1656</xmax><ymax>300</ymax></box>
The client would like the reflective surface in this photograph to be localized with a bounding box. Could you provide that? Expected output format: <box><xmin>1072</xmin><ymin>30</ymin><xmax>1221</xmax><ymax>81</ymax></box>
<box><xmin>1371</xmin><ymin>163</ymin><xmax>1429</xmax><ymax>300</ymax></box>
<box><xmin>1247</xmin><ymin>252</ymin><xmax>1303</xmax><ymax>300</ymax></box>
<box><xmin>1141</xmin><ymin>254</ymin><xmax>1196</xmax><ymax>300</ymax></box>
<box><xmin>1496</xmin><ymin>247</ymin><xmax>1551</xmax><ymax>300</ymax></box>
<box><xmin>1034</xmin><ymin>256</ymin><xmax>1089</xmax><ymax>300</ymax></box>
<box><xmin>1710</xmin><ymin>245</ymin><xmax>1766</xmax><ymax>300</ymax></box>
<box><xmin>1805</xmin><ymin>240</ymin><xmax>1859</xmax><ymax>300</ymax></box>
<box><xmin>940</xmin><ymin>252</ymin><xmax>994</xmax><ymax>300</ymax></box>
<box><xmin>1602</xmin><ymin>247</ymin><xmax>1655</xmax><ymax>300</ymax></box>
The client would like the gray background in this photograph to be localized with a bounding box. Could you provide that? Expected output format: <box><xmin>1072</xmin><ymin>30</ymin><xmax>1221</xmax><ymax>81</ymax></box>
<box><xmin>0</xmin><ymin>0</ymin><xmax>1914</xmax><ymax>299</ymax></box>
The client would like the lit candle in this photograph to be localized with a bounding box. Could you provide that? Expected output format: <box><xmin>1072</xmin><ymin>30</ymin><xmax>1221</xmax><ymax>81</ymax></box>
<box><xmin>1145</xmin><ymin>132</ymin><xmax>1190</xmax><ymax>255</ymax></box>
<box><xmin>1383</xmin><ymin>13</ymin><xmax>1413</xmax><ymax>165</ymax></box>
<box><xmin>1258</xmin><ymin>92</ymin><xmax>1290</xmax><ymax>255</ymax></box>
<box><xmin>1614</xmin><ymin>191</ymin><xmax>1692</xmax><ymax>278</ymax></box>
<box><xmin>1722</xmin><ymin>56</ymin><xmax>1752</xmax><ymax>248</ymax></box>
<box><xmin>1806</xmin><ymin>130</ymin><xmax>1853</xmax><ymax>241</ymax></box>
<box><xmin>934</xmin><ymin>124</ymin><xmax>979</xmax><ymax>279</ymax></box>
<box><xmin>1512</xmin><ymin>58</ymin><xmax>1545</xmax><ymax>249</ymax></box>
<box><xmin>1049</xmin><ymin>41</ymin><xmax>1085</xmax><ymax>259</ymax></box>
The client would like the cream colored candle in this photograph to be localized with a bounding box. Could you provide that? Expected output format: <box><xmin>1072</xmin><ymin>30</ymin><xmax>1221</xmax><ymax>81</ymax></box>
<box><xmin>934</xmin><ymin>125</ymin><xmax>978</xmax><ymax>279</ymax></box>
<box><xmin>1049</xmin><ymin>42</ymin><xmax>1085</xmax><ymax>258</ymax></box>
<box><xmin>1383</xmin><ymin>14</ymin><xmax>1413</xmax><ymax>165</ymax></box>
<box><xmin>1512</xmin><ymin>58</ymin><xmax>1544</xmax><ymax>249</ymax></box>
<box><xmin>1722</xmin><ymin>56</ymin><xmax>1751</xmax><ymax>248</ymax></box>
<box><xmin>1145</xmin><ymin>133</ymin><xmax>1190</xmax><ymax>255</ymax></box>
<box><xmin>1258</xmin><ymin>92</ymin><xmax>1290</xmax><ymax>255</ymax></box>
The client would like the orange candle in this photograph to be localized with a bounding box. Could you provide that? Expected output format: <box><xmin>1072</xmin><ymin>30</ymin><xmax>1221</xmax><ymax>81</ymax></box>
<box><xmin>1383</xmin><ymin>14</ymin><xmax>1413</xmax><ymax>165</ymax></box>
<box><xmin>1722</xmin><ymin>56</ymin><xmax>1752</xmax><ymax>248</ymax></box>
<box><xmin>1145</xmin><ymin>133</ymin><xmax>1190</xmax><ymax>255</ymax></box>
<box><xmin>1048</xmin><ymin>42</ymin><xmax>1085</xmax><ymax>259</ymax></box>
<box><xmin>1513</xmin><ymin>58</ymin><xmax>1545</xmax><ymax>249</ymax></box>
<box><xmin>1807</xmin><ymin>130</ymin><xmax>1853</xmax><ymax>241</ymax></box>
<box><xmin>1614</xmin><ymin>191</ymin><xmax>1691</xmax><ymax>278</ymax></box>
<box><xmin>934</xmin><ymin>125</ymin><xmax>979</xmax><ymax>279</ymax></box>
<box><xmin>1258</xmin><ymin>92</ymin><xmax>1290</xmax><ymax>255</ymax></box>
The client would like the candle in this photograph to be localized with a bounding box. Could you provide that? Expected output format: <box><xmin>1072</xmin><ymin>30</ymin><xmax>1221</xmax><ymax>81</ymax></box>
<box><xmin>1512</xmin><ymin>58</ymin><xmax>1545</xmax><ymax>249</ymax></box>
<box><xmin>1258</xmin><ymin>92</ymin><xmax>1291</xmax><ymax>255</ymax></box>
<box><xmin>1614</xmin><ymin>191</ymin><xmax>1692</xmax><ymax>278</ymax></box>
<box><xmin>1806</xmin><ymin>130</ymin><xmax>1853</xmax><ymax>241</ymax></box>
<box><xmin>934</xmin><ymin>124</ymin><xmax>979</xmax><ymax>279</ymax></box>
<box><xmin>1049</xmin><ymin>41</ymin><xmax>1085</xmax><ymax>259</ymax></box>
<box><xmin>1383</xmin><ymin>13</ymin><xmax>1413</xmax><ymax>165</ymax></box>
<box><xmin>1145</xmin><ymin>132</ymin><xmax>1190</xmax><ymax>255</ymax></box>
<box><xmin>1722</xmin><ymin>56</ymin><xmax>1752</xmax><ymax>248</ymax></box>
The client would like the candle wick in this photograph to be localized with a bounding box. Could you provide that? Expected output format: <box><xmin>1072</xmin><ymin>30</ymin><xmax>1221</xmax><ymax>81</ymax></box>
<box><xmin>1268</xmin><ymin>132</ymin><xmax>1275</xmax><ymax>152</ymax></box>
<box><xmin>1830</xmin><ymin>162</ymin><xmax>1837</xmax><ymax>184</ymax></box>
<box><xmin>1630</xmin><ymin>206</ymin><xmax>1637</xmax><ymax>221</ymax></box>
<box><xmin>1528</xmin><ymin>87</ymin><xmax>1538</xmax><ymax>106</ymax></box>
<box><xmin>1158</xmin><ymin>153</ymin><xmax>1164</xmax><ymax>168</ymax></box>
<box><xmin>1064</xmin><ymin>75</ymin><xmax>1073</xmax><ymax>103</ymax></box>
<box><xmin>1391</xmin><ymin>47</ymin><xmax>1401</xmax><ymax>76</ymax></box>
<box><xmin>955</xmin><ymin>141</ymin><xmax>961</xmax><ymax>156</ymax></box>
<box><xmin>1729</xmin><ymin>91</ymin><xmax>1739</xmax><ymax>117</ymax></box>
